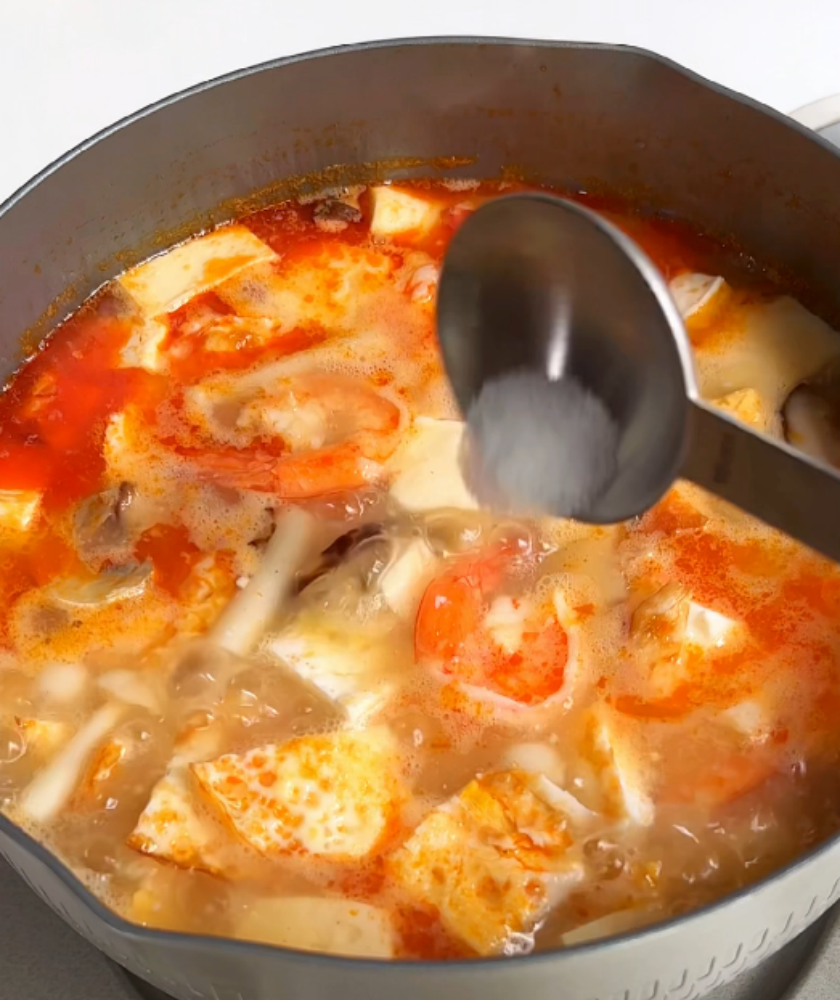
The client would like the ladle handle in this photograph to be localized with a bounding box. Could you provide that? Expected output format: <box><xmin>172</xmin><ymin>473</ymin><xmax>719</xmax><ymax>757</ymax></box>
<box><xmin>682</xmin><ymin>400</ymin><xmax>840</xmax><ymax>564</ymax></box>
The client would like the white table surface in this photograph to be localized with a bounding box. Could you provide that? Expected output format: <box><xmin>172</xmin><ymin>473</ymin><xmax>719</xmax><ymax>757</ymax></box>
<box><xmin>3</xmin><ymin>0</ymin><xmax>840</xmax><ymax>203</ymax></box>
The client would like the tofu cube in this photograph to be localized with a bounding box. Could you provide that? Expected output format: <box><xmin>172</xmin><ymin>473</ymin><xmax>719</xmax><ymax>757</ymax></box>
<box><xmin>498</xmin><ymin>742</ymin><xmax>566</xmax><ymax>788</ymax></box>
<box><xmin>118</xmin><ymin>225</ymin><xmax>277</xmax><ymax>319</ymax></box>
<box><xmin>193</xmin><ymin>729</ymin><xmax>404</xmax><ymax>861</ymax></box>
<box><xmin>721</xmin><ymin>699</ymin><xmax>773</xmax><ymax>744</ymax></box>
<box><xmin>215</xmin><ymin>245</ymin><xmax>393</xmax><ymax>336</ymax></box>
<box><xmin>127</xmin><ymin>721</ymin><xmax>228</xmax><ymax>873</ymax></box>
<box><xmin>379</xmin><ymin>538</ymin><xmax>438</xmax><ymax>620</ymax></box>
<box><xmin>235</xmin><ymin>896</ymin><xmax>395</xmax><ymax>958</ymax></box>
<box><xmin>685</xmin><ymin>601</ymin><xmax>741</xmax><ymax>651</ymax></box>
<box><xmin>369</xmin><ymin>187</ymin><xmax>439</xmax><ymax>239</ymax></box>
<box><xmin>578</xmin><ymin>705</ymin><xmax>654</xmax><ymax>827</ymax></box>
<box><xmin>268</xmin><ymin>620</ymin><xmax>398</xmax><ymax>726</ymax></box>
<box><xmin>119</xmin><ymin>318</ymin><xmax>168</xmax><ymax>373</ymax></box>
<box><xmin>388</xmin><ymin>418</ymin><xmax>478</xmax><ymax>513</ymax></box>
<box><xmin>127</xmin><ymin>766</ymin><xmax>226</xmax><ymax>874</ymax></box>
<box><xmin>388</xmin><ymin>770</ymin><xmax>585</xmax><ymax>956</ymax></box>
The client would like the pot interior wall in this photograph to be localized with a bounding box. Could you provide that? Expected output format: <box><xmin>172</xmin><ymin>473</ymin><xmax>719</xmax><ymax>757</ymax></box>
<box><xmin>2</xmin><ymin>39</ymin><xmax>840</xmax><ymax>382</ymax></box>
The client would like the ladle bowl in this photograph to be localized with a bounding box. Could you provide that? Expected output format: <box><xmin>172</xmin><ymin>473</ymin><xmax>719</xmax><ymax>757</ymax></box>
<box><xmin>436</xmin><ymin>192</ymin><xmax>840</xmax><ymax>563</ymax></box>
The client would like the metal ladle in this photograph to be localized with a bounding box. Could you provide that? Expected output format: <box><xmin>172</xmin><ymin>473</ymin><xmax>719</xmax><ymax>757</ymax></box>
<box><xmin>435</xmin><ymin>192</ymin><xmax>840</xmax><ymax>564</ymax></box>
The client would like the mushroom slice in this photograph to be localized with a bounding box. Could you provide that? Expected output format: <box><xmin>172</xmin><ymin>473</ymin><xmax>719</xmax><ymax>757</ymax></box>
<box><xmin>295</xmin><ymin>523</ymin><xmax>386</xmax><ymax>594</ymax></box>
<box><xmin>73</xmin><ymin>482</ymin><xmax>137</xmax><ymax>558</ymax></box>
<box><xmin>783</xmin><ymin>361</ymin><xmax>840</xmax><ymax>468</ymax></box>
<box><xmin>47</xmin><ymin>562</ymin><xmax>153</xmax><ymax>609</ymax></box>
<box><xmin>313</xmin><ymin>198</ymin><xmax>363</xmax><ymax>233</ymax></box>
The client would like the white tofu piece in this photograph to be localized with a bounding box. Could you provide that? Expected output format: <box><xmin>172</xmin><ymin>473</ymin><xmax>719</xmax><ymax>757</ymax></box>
<box><xmin>119</xmin><ymin>318</ymin><xmax>168</xmax><ymax>373</ymax></box>
<box><xmin>118</xmin><ymin>225</ymin><xmax>277</xmax><ymax>318</ymax></box>
<box><xmin>669</xmin><ymin>273</ymin><xmax>727</xmax><ymax>321</ymax></box>
<box><xmin>193</xmin><ymin>729</ymin><xmax>404</xmax><ymax>861</ymax></box>
<box><xmin>379</xmin><ymin>538</ymin><xmax>438</xmax><ymax>620</ymax></box>
<box><xmin>721</xmin><ymin>698</ymin><xmax>773</xmax><ymax>745</ymax></box>
<box><xmin>632</xmin><ymin>586</ymin><xmax>743</xmax><ymax>696</ymax></box>
<box><xmin>388</xmin><ymin>770</ymin><xmax>585</xmax><ymax>956</ymax></box>
<box><xmin>694</xmin><ymin>295</ymin><xmax>840</xmax><ymax>412</ymax></box>
<box><xmin>499</xmin><ymin>742</ymin><xmax>566</xmax><ymax>788</ymax></box>
<box><xmin>579</xmin><ymin>705</ymin><xmax>653</xmax><ymax>827</ymax></box>
<box><xmin>103</xmin><ymin>411</ymin><xmax>133</xmax><ymax>470</ymax></box>
<box><xmin>19</xmin><ymin>703</ymin><xmax>124</xmax><ymax>822</ymax></box>
<box><xmin>388</xmin><ymin>418</ymin><xmax>478</xmax><ymax>513</ymax></box>
<box><xmin>127</xmin><ymin>767</ymin><xmax>225</xmax><ymax>874</ymax></box>
<box><xmin>127</xmin><ymin>722</ymin><xmax>228</xmax><ymax>873</ymax></box>
<box><xmin>0</xmin><ymin>489</ymin><xmax>41</xmax><ymax>533</ymax></box>
<box><xmin>102</xmin><ymin>407</ymin><xmax>175</xmax><ymax>500</ymax></box>
<box><xmin>102</xmin><ymin>409</ymin><xmax>156</xmax><ymax>486</ymax></box>
<box><xmin>215</xmin><ymin>244</ymin><xmax>394</xmax><ymax>335</ymax></box>
<box><xmin>235</xmin><ymin>896</ymin><xmax>395</xmax><ymax>958</ymax></box>
<box><xmin>369</xmin><ymin>186</ymin><xmax>440</xmax><ymax>239</ymax></box>
<box><xmin>685</xmin><ymin>602</ymin><xmax>740</xmax><ymax>650</ymax></box>
<box><xmin>268</xmin><ymin>620</ymin><xmax>397</xmax><ymax>726</ymax></box>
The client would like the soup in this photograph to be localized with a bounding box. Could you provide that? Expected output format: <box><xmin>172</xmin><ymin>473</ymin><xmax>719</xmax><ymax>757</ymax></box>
<box><xmin>2</xmin><ymin>179</ymin><xmax>840</xmax><ymax>960</ymax></box>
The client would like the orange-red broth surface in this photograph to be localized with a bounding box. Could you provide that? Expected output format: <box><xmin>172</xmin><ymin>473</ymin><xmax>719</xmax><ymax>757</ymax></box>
<box><xmin>1</xmin><ymin>180</ymin><xmax>840</xmax><ymax>960</ymax></box>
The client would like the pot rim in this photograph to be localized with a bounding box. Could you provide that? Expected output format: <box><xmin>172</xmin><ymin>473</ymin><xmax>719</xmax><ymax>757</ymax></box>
<box><xmin>2</xmin><ymin>33</ymin><xmax>839</xmax><ymax>973</ymax></box>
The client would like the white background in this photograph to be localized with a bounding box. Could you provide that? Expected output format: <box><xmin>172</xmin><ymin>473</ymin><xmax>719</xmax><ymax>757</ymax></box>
<box><xmin>2</xmin><ymin>0</ymin><xmax>839</xmax><ymax>201</ymax></box>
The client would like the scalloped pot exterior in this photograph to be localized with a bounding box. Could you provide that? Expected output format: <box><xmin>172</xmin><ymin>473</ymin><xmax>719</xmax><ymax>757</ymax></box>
<box><xmin>4</xmin><ymin>37</ymin><xmax>840</xmax><ymax>1000</ymax></box>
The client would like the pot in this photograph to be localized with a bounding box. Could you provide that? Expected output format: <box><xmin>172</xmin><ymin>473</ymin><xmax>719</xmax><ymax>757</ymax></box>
<box><xmin>2</xmin><ymin>36</ymin><xmax>840</xmax><ymax>1000</ymax></box>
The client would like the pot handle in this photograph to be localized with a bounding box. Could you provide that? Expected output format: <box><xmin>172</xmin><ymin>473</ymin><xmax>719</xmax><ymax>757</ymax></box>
<box><xmin>789</xmin><ymin>95</ymin><xmax>840</xmax><ymax>147</ymax></box>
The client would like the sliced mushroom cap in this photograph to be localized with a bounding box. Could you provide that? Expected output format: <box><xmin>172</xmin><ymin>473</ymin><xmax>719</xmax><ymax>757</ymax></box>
<box><xmin>313</xmin><ymin>200</ymin><xmax>364</xmax><ymax>232</ymax></box>
<box><xmin>310</xmin><ymin>188</ymin><xmax>365</xmax><ymax>233</ymax></box>
<box><xmin>73</xmin><ymin>483</ymin><xmax>136</xmax><ymax>551</ymax></box>
<box><xmin>295</xmin><ymin>523</ymin><xmax>387</xmax><ymax>594</ymax></box>
<box><xmin>782</xmin><ymin>359</ymin><xmax>840</xmax><ymax>468</ymax></box>
<box><xmin>48</xmin><ymin>562</ymin><xmax>153</xmax><ymax>609</ymax></box>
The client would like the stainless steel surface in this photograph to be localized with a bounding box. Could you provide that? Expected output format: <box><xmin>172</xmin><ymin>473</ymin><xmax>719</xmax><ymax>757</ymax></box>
<box><xmin>437</xmin><ymin>192</ymin><xmax>840</xmax><ymax>562</ymax></box>
<box><xmin>3</xmin><ymin>34</ymin><xmax>840</xmax><ymax>1000</ymax></box>
<box><xmin>436</xmin><ymin>192</ymin><xmax>692</xmax><ymax>522</ymax></box>
<box><xmin>683</xmin><ymin>401</ymin><xmax>840</xmax><ymax>563</ymax></box>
